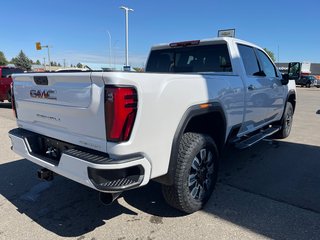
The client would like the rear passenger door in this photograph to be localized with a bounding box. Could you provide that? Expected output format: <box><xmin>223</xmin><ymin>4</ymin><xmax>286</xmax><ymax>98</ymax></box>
<box><xmin>237</xmin><ymin>44</ymin><xmax>271</xmax><ymax>134</ymax></box>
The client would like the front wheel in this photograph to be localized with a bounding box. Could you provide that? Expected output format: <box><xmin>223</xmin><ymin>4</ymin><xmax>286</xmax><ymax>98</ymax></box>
<box><xmin>274</xmin><ymin>102</ymin><xmax>293</xmax><ymax>139</ymax></box>
<box><xmin>162</xmin><ymin>132</ymin><xmax>219</xmax><ymax>213</ymax></box>
<box><xmin>306</xmin><ymin>82</ymin><xmax>311</xmax><ymax>88</ymax></box>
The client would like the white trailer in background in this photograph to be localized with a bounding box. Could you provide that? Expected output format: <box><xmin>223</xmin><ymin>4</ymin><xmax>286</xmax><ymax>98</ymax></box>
<box><xmin>301</xmin><ymin>61</ymin><xmax>311</xmax><ymax>75</ymax></box>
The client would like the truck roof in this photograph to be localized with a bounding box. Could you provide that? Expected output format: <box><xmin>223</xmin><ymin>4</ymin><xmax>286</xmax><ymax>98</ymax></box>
<box><xmin>150</xmin><ymin>37</ymin><xmax>261</xmax><ymax>51</ymax></box>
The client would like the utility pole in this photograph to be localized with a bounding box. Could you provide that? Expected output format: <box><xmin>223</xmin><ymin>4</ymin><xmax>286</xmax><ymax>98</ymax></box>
<box><xmin>120</xmin><ymin>6</ymin><xmax>134</xmax><ymax>71</ymax></box>
<box><xmin>47</xmin><ymin>46</ymin><xmax>51</xmax><ymax>71</ymax></box>
<box><xmin>113</xmin><ymin>40</ymin><xmax>119</xmax><ymax>69</ymax></box>
<box><xmin>107</xmin><ymin>30</ymin><xmax>112</xmax><ymax>67</ymax></box>
<box><xmin>43</xmin><ymin>57</ymin><xmax>46</xmax><ymax>71</ymax></box>
<box><xmin>63</xmin><ymin>59</ymin><xmax>66</xmax><ymax>68</ymax></box>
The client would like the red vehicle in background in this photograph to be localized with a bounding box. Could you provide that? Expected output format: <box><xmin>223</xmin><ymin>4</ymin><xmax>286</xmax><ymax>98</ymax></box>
<box><xmin>0</xmin><ymin>66</ymin><xmax>24</xmax><ymax>102</ymax></box>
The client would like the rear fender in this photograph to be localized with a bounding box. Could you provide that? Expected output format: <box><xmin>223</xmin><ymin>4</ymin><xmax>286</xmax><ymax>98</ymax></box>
<box><xmin>155</xmin><ymin>102</ymin><xmax>226</xmax><ymax>185</ymax></box>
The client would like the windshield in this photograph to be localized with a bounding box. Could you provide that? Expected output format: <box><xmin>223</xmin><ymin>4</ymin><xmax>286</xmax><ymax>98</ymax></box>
<box><xmin>1</xmin><ymin>68</ymin><xmax>24</xmax><ymax>77</ymax></box>
<box><xmin>146</xmin><ymin>44</ymin><xmax>232</xmax><ymax>73</ymax></box>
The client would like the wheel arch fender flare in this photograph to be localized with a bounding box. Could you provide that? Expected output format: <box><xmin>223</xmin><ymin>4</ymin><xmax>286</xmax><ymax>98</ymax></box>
<box><xmin>155</xmin><ymin>102</ymin><xmax>227</xmax><ymax>185</ymax></box>
<box><xmin>285</xmin><ymin>90</ymin><xmax>296</xmax><ymax>112</ymax></box>
<box><xmin>277</xmin><ymin>90</ymin><xmax>296</xmax><ymax>126</ymax></box>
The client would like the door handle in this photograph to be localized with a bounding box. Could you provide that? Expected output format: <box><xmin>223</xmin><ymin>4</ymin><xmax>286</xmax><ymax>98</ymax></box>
<box><xmin>248</xmin><ymin>84</ymin><xmax>255</xmax><ymax>91</ymax></box>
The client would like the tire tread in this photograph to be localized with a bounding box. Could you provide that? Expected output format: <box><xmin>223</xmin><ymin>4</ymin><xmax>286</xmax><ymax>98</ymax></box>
<box><xmin>162</xmin><ymin>132</ymin><xmax>218</xmax><ymax>213</ymax></box>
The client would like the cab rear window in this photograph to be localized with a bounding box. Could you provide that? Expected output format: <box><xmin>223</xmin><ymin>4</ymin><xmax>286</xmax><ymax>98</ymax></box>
<box><xmin>146</xmin><ymin>44</ymin><xmax>232</xmax><ymax>73</ymax></box>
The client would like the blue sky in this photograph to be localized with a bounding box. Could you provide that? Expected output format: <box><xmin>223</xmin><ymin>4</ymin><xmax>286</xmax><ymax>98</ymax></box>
<box><xmin>2</xmin><ymin>0</ymin><xmax>319</xmax><ymax>67</ymax></box>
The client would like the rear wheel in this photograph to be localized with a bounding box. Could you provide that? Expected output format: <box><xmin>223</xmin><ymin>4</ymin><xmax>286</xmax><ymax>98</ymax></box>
<box><xmin>162</xmin><ymin>132</ymin><xmax>219</xmax><ymax>213</ymax></box>
<box><xmin>274</xmin><ymin>102</ymin><xmax>293</xmax><ymax>139</ymax></box>
<box><xmin>306</xmin><ymin>82</ymin><xmax>311</xmax><ymax>88</ymax></box>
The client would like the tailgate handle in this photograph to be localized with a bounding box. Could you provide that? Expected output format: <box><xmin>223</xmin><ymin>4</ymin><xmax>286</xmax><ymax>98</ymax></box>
<box><xmin>34</xmin><ymin>76</ymin><xmax>48</xmax><ymax>85</ymax></box>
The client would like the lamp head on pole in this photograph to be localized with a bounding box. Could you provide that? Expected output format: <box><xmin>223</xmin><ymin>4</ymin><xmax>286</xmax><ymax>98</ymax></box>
<box><xmin>120</xmin><ymin>6</ymin><xmax>134</xmax><ymax>12</ymax></box>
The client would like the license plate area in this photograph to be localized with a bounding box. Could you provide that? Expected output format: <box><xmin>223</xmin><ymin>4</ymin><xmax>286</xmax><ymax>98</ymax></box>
<box><xmin>26</xmin><ymin>133</ymin><xmax>75</xmax><ymax>165</ymax></box>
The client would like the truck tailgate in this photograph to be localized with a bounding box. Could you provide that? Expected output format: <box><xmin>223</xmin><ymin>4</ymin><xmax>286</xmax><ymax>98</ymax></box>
<box><xmin>13</xmin><ymin>72</ymin><xmax>107</xmax><ymax>152</ymax></box>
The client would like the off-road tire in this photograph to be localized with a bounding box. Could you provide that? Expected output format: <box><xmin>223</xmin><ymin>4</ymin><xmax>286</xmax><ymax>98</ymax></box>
<box><xmin>274</xmin><ymin>102</ymin><xmax>293</xmax><ymax>139</ymax></box>
<box><xmin>162</xmin><ymin>132</ymin><xmax>219</xmax><ymax>213</ymax></box>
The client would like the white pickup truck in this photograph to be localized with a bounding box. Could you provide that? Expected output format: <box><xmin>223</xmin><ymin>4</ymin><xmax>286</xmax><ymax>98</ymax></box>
<box><xmin>9</xmin><ymin>37</ymin><xmax>298</xmax><ymax>213</ymax></box>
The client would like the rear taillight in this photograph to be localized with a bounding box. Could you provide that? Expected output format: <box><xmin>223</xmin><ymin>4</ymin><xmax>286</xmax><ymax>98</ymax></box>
<box><xmin>10</xmin><ymin>83</ymin><xmax>17</xmax><ymax>118</ymax></box>
<box><xmin>105</xmin><ymin>86</ymin><xmax>138</xmax><ymax>142</ymax></box>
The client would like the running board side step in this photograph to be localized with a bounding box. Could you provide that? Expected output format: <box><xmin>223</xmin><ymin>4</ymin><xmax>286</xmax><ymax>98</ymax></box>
<box><xmin>235</xmin><ymin>126</ymin><xmax>280</xmax><ymax>149</ymax></box>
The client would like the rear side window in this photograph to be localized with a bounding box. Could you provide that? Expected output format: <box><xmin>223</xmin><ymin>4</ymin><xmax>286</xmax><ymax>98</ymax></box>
<box><xmin>146</xmin><ymin>44</ymin><xmax>232</xmax><ymax>73</ymax></box>
<box><xmin>237</xmin><ymin>44</ymin><xmax>260</xmax><ymax>76</ymax></box>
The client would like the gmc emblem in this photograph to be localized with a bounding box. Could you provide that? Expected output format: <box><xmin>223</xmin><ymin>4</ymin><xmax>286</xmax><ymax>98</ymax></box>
<box><xmin>30</xmin><ymin>89</ymin><xmax>57</xmax><ymax>100</ymax></box>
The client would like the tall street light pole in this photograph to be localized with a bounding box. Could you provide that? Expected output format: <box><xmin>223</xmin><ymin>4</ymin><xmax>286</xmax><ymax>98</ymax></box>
<box><xmin>107</xmin><ymin>30</ymin><xmax>112</xmax><ymax>66</ymax></box>
<box><xmin>120</xmin><ymin>6</ymin><xmax>133</xmax><ymax>71</ymax></box>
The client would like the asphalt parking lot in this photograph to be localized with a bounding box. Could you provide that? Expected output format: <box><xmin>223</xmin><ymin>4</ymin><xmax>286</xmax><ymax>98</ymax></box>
<box><xmin>0</xmin><ymin>87</ymin><xmax>320</xmax><ymax>240</ymax></box>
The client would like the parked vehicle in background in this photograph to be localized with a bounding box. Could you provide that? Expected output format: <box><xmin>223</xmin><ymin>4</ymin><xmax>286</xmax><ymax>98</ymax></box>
<box><xmin>296</xmin><ymin>75</ymin><xmax>317</xmax><ymax>88</ymax></box>
<box><xmin>0</xmin><ymin>66</ymin><xmax>24</xmax><ymax>102</ymax></box>
<box><xmin>9</xmin><ymin>37</ymin><xmax>298</xmax><ymax>213</ymax></box>
<box><xmin>314</xmin><ymin>77</ymin><xmax>320</xmax><ymax>88</ymax></box>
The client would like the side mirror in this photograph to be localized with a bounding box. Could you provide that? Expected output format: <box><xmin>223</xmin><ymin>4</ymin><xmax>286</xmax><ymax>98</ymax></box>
<box><xmin>281</xmin><ymin>73</ymin><xmax>289</xmax><ymax>85</ymax></box>
<box><xmin>288</xmin><ymin>62</ymin><xmax>301</xmax><ymax>80</ymax></box>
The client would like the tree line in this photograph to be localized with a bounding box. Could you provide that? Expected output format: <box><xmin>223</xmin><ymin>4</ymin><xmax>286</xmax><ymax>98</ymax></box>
<box><xmin>0</xmin><ymin>50</ymin><xmax>41</xmax><ymax>70</ymax></box>
<box><xmin>0</xmin><ymin>50</ymin><xmax>83</xmax><ymax>71</ymax></box>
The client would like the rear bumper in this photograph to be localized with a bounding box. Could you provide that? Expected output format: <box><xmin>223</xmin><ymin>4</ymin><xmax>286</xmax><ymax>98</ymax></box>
<box><xmin>8</xmin><ymin>128</ymin><xmax>151</xmax><ymax>193</ymax></box>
